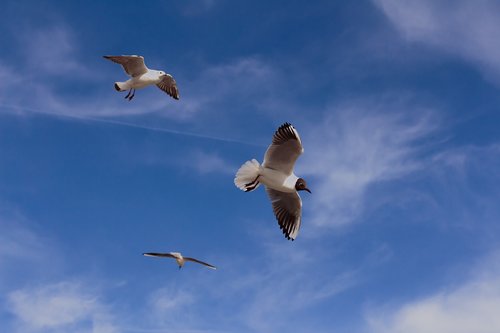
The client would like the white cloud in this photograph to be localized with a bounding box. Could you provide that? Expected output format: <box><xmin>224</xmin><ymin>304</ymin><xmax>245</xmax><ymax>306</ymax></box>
<box><xmin>366</xmin><ymin>252</ymin><xmax>500</xmax><ymax>333</ymax></box>
<box><xmin>0</xmin><ymin>206</ymin><xmax>118</xmax><ymax>333</ymax></box>
<box><xmin>147</xmin><ymin>287</ymin><xmax>195</xmax><ymax>325</ymax></box>
<box><xmin>0</xmin><ymin>217</ymin><xmax>45</xmax><ymax>265</ymax></box>
<box><xmin>241</xmin><ymin>267</ymin><xmax>357</xmax><ymax>332</ymax></box>
<box><xmin>22</xmin><ymin>26</ymin><xmax>86</xmax><ymax>76</ymax></box>
<box><xmin>0</xmin><ymin>62</ymin><xmax>21</xmax><ymax>91</ymax></box>
<box><xmin>212</xmin><ymin>239</ymin><xmax>363</xmax><ymax>333</ymax></box>
<box><xmin>423</xmin><ymin>143</ymin><xmax>500</xmax><ymax>231</ymax></box>
<box><xmin>0</xmin><ymin>205</ymin><xmax>60</xmax><ymax>284</ymax></box>
<box><xmin>168</xmin><ymin>57</ymin><xmax>283</xmax><ymax>118</ymax></box>
<box><xmin>183</xmin><ymin>150</ymin><xmax>236</xmax><ymax>175</ymax></box>
<box><xmin>431</xmin><ymin>143</ymin><xmax>500</xmax><ymax>171</ymax></box>
<box><xmin>372</xmin><ymin>0</ymin><xmax>500</xmax><ymax>82</ymax></box>
<box><xmin>302</xmin><ymin>101</ymin><xmax>436</xmax><ymax>227</ymax></box>
<box><xmin>7</xmin><ymin>281</ymin><xmax>118</xmax><ymax>333</ymax></box>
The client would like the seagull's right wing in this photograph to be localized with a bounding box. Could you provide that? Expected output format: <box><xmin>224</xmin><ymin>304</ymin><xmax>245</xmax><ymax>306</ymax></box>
<box><xmin>263</xmin><ymin>123</ymin><xmax>303</xmax><ymax>175</ymax></box>
<box><xmin>143</xmin><ymin>252</ymin><xmax>176</xmax><ymax>259</ymax></box>
<box><xmin>266</xmin><ymin>188</ymin><xmax>302</xmax><ymax>240</ymax></box>
<box><xmin>156</xmin><ymin>74</ymin><xmax>180</xmax><ymax>100</ymax></box>
<box><xmin>183</xmin><ymin>257</ymin><xmax>217</xmax><ymax>270</ymax></box>
<box><xmin>103</xmin><ymin>55</ymin><xmax>148</xmax><ymax>77</ymax></box>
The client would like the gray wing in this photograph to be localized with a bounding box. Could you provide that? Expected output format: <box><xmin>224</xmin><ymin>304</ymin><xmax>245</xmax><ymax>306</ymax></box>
<box><xmin>263</xmin><ymin>123</ymin><xmax>303</xmax><ymax>175</ymax></box>
<box><xmin>156</xmin><ymin>74</ymin><xmax>180</xmax><ymax>100</ymax></box>
<box><xmin>143</xmin><ymin>252</ymin><xmax>176</xmax><ymax>259</ymax></box>
<box><xmin>266</xmin><ymin>188</ymin><xmax>302</xmax><ymax>240</ymax></box>
<box><xmin>103</xmin><ymin>55</ymin><xmax>148</xmax><ymax>77</ymax></box>
<box><xmin>183</xmin><ymin>257</ymin><xmax>217</xmax><ymax>270</ymax></box>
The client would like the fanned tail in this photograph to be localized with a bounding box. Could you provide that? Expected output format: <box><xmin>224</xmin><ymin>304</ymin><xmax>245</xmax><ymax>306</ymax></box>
<box><xmin>234</xmin><ymin>159</ymin><xmax>261</xmax><ymax>192</ymax></box>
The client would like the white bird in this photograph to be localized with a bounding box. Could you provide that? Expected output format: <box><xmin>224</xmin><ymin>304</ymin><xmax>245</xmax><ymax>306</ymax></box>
<box><xmin>103</xmin><ymin>55</ymin><xmax>179</xmax><ymax>101</ymax></box>
<box><xmin>234</xmin><ymin>122</ymin><xmax>311</xmax><ymax>241</ymax></box>
<box><xmin>143</xmin><ymin>252</ymin><xmax>216</xmax><ymax>270</ymax></box>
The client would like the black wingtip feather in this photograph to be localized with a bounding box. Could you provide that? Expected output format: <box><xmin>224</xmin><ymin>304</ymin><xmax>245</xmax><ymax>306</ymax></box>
<box><xmin>273</xmin><ymin>122</ymin><xmax>298</xmax><ymax>145</ymax></box>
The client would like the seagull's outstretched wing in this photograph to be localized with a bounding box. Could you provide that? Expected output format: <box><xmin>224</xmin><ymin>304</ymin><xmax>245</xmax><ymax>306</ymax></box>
<box><xmin>266</xmin><ymin>188</ymin><xmax>302</xmax><ymax>240</ymax></box>
<box><xmin>156</xmin><ymin>74</ymin><xmax>180</xmax><ymax>100</ymax></box>
<box><xmin>103</xmin><ymin>55</ymin><xmax>148</xmax><ymax>77</ymax></box>
<box><xmin>263</xmin><ymin>123</ymin><xmax>303</xmax><ymax>175</ymax></box>
<box><xmin>143</xmin><ymin>252</ymin><xmax>176</xmax><ymax>259</ymax></box>
<box><xmin>183</xmin><ymin>257</ymin><xmax>217</xmax><ymax>270</ymax></box>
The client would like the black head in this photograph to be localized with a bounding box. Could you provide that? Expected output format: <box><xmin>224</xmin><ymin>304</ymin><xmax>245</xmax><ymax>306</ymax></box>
<box><xmin>295</xmin><ymin>178</ymin><xmax>311</xmax><ymax>193</ymax></box>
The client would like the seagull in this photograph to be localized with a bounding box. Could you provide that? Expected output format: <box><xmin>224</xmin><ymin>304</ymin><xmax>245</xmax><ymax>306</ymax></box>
<box><xmin>234</xmin><ymin>122</ymin><xmax>311</xmax><ymax>241</ymax></box>
<box><xmin>143</xmin><ymin>252</ymin><xmax>217</xmax><ymax>270</ymax></box>
<box><xmin>103</xmin><ymin>55</ymin><xmax>179</xmax><ymax>101</ymax></box>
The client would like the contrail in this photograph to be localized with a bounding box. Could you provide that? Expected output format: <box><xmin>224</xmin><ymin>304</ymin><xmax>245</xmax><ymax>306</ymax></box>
<box><xmin>0</xmin><ymin>104</ymin><xmax>264</xmax><ymax>147</ymax></box>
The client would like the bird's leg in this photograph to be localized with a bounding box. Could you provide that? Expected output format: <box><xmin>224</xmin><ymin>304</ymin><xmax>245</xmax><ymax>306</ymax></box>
<box><xmin>128</xmin><ymin>89</ymin><xmax>136</xmax><ymax>101</ymax></box>
<box><xmin>178</xmin><ymin>266</ymin><xmax>182</xmax><ymax>270</ymax></box>
<box><xmin>124</xmin><ymin>89</ymin><xmax>132</xmax><ymax>99</ymax></box>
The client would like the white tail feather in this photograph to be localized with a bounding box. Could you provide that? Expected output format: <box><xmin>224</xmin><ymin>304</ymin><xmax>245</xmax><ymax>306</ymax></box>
<box><xmin>234</xmin><ymin>159</ymin><xmax>261</xmax><ymax>192</ymax></box>
<box><xmin>114</xmin><ymin>82</ymin><xmax>128</xmax><ymax>91</ymax></box>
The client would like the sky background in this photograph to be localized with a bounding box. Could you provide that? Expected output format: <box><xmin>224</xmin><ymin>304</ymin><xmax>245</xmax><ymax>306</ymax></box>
<box><xmin>1</xmin><ymin>0</ymin><xmax>500</xmax><ymax>332</ymax></box>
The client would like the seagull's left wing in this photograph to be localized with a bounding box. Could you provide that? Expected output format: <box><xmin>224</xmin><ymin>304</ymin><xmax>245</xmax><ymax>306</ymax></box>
<box><xmin>103</xmin><ymin>55</ymin><xmax>148</xmax><ymax>77</ymax></box>
<box><xmin>266</xmin><ymin>188</ymin><xmax>302</xmax><ymax>240</ymax></box>
<box><xmin>263</xmin><ymin>123</ymin><xmax>303</xmax><ymax>175</ymax></box>
<box><xmin>143</xmin><ymin>253</ymin><xmax>176</xmax><ymax>259</ymax></box>
<box><xmin>183</xmin><ymin>257</ymin><xmax>217</xmax><ymax>270</ymax></box>
<box><xmin>156</xmin><ymin>74</ymin><xmax>180</xmax><ymax>100</ymax></box>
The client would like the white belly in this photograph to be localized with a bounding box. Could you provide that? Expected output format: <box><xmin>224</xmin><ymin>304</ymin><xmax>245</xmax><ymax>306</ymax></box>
<box><xmin>259</xmin><ymin>168</ymin><xmax>298</xmax><ymax>193</ymax></box>
<box><xmin>129</xmin><ymin>73</ymin><xmax>161</xmax><ymax>89</ymax></box>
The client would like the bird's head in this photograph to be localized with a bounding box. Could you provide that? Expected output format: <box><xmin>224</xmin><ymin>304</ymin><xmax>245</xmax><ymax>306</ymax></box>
<box><xmin>295</xmin><ymin>178</ymin><xmax>311</xmax><ymax>193</ymax></box>
<box><xmin>158</xmin><ymin>70</ymin><xmax>166</xmax><ymax>76</ymax></box>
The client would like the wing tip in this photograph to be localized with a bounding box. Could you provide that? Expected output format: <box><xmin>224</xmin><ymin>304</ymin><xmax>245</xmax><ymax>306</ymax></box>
<box><xmin>273</xmin><ymin>122</ymin><xmax>300</xmax><ymax>144</ymax></box>
<box><xmin>277</xmin><ymin>218</ymin><xmax>299</xmax><ymax>241</ymax></box>
<box><xmin>282</xmin><ymin>229</ymin><xmax>297</xmax><ymax>241</ymax></box>
<box><xmin>278</xmin><ymin>122</ymin><xmax>293</xmax><ymax>131</ymax></box>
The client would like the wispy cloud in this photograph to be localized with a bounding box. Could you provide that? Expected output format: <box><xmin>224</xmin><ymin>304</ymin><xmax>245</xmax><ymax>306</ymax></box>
<box><xmin>302</xmin><ymin>99</ymin><xmax>437</xmax><ymax>227</ymax></box>
<box><xmin>366</xmin><ymin>251</ymin><xmax>500</xmax><ymax>333</ymax></box>
<box><xmin>180</xmin><ymin>150</ymin><xmax>236</xmax><ymax>175</ymax></box>
<box><xmin>0</xmin><ymin>204</ymin><xmax>62</xmax><ymax>290</ymax></box>
<box><xmin>0</xmin><ymin>204</ymin><xmax>116</xmax><ymax>333</ymax></box>
<box><xmin>424</xmin><ymin>143</ymin><xmax>500</xmax><ymax>231</ymax></box>
<box><xmin>240</xmin><ymin>267</ymin><xmax>357</xmax><ymax>332</ymax></box>
<box><xmin>372</xmin><ymin>0</ymin><xmax>500</xmax><ymax>83</ymax></box>
<box><xmin>20</xmin><ymin>25</ymin><xmax>87</xmax><ymax>76</ymax></box>
<box><xmin>0</xmin><ymin>213</ymin><xmax>45</xmax><ymax>266</ymax></box>
<box><xmin>167</xmin><ymin>57</ymin><xmax>285</xmax><ymax>119</ymax></box>
<box><xmin>146</xmin><ymin>287</ymin><xmax>196</xmax><ymax>327</ymax></box>
<box><xmin>210</xmin><ymin>238</ymin><xmax>364</xmax><ymax>333</ymax></box>
<box><xmin>7</xmin><ymin>281</ymin><xmax>118</xmax><ymax>333</ymax></box>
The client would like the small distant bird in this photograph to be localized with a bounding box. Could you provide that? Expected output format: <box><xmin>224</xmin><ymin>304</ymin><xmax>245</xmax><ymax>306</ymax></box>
<box><xmin>143</xmin><ymin>252</ymin><xmax>216</xmax><ymax>270</ymax></box>
<box><xmin>234</xmin><ymin>122</ymin><xmax>311</xmax><ymax>241</ymax></box>
<box><xmin>103</xmin><ymin>55</ymin><xmax>179</xmax><ymax>101</ymax></box>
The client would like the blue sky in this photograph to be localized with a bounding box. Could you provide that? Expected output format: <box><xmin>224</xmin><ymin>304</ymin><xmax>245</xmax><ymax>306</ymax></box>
<box><xmin>1</xmin><ymin>0</ymin><xmax>500</xmax><ymax>332</ymax></box>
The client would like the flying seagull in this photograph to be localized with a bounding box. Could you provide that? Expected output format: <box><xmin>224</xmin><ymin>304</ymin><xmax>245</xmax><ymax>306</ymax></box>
<box><xmin>234</xmin><ymin>122</ymin><xmax>311</xmax><ymax>241</ymax></box>
<box><xmin>143</xmin><ymin>252</ymin><xmax>216</xmax><ymax>270</ymax></box>
<box><xmin>103</xmin><ymin>55</ymin><xmax>179</xmax><ymax>101</ymax></box>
